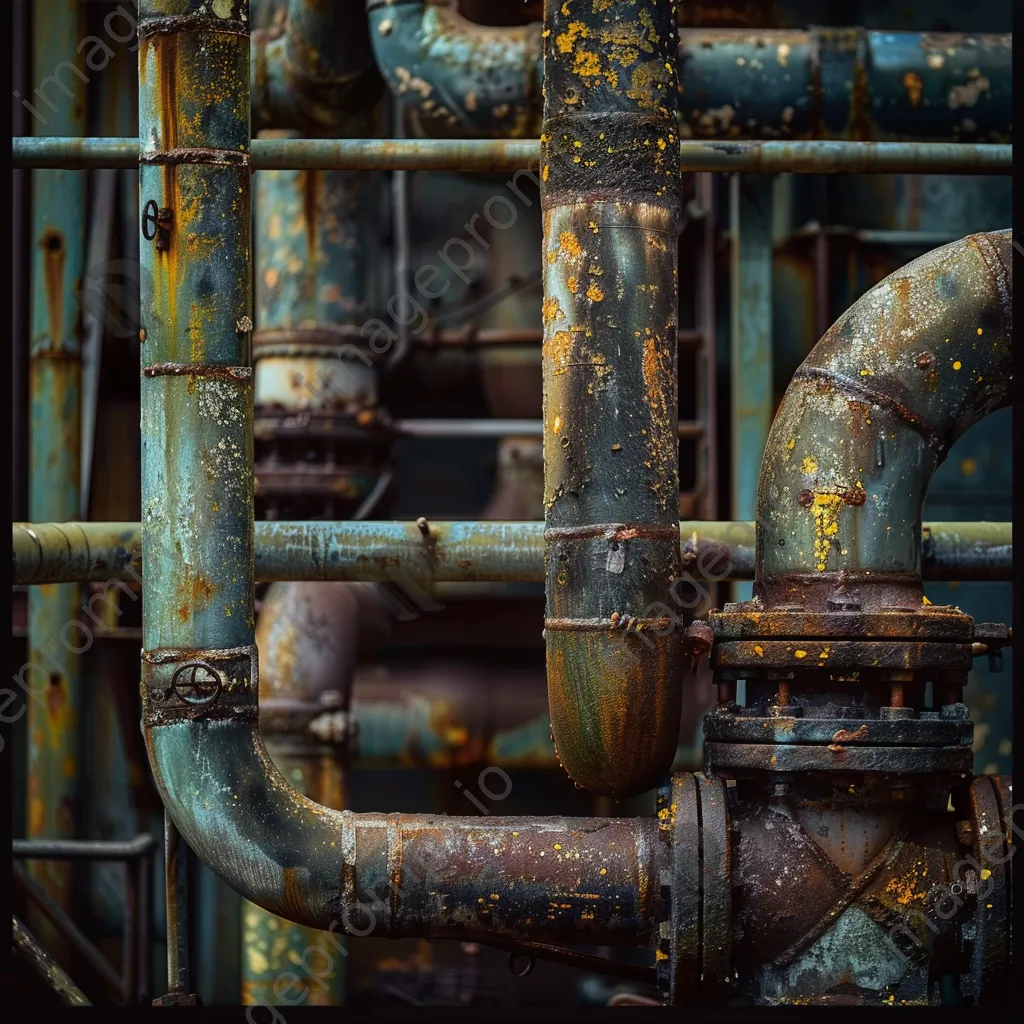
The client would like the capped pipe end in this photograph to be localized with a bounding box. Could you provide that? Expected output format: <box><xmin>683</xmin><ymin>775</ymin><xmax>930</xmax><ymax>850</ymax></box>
<box><xmin>546</xmin><ymin>628</ymin><xmax>682</xmax><ymax>798</ymax></box>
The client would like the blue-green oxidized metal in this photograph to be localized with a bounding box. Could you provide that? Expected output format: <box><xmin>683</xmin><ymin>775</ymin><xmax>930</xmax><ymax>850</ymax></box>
<box><xmin>27</xmin><ymin>0</ymin><xmax>87</xmax><ymax>937</ymax></box>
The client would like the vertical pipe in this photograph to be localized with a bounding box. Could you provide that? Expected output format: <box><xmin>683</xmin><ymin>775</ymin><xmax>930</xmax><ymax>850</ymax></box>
<box><xmin>26</xmin><ymin>0</ymin><xmax>86</xmax><ymax>951</ymax></box>
<box><xmin>541</xmin><ymin>0</ymin><xmax>682</xmax><ymax>797</ymax></box>
<box><xmin>728</xmin><ymin>173</ymin><xmax>773</xmax><ymax>601</ymax></box>
<box><xmin>136</xmin><ymin>0</ymin><xmax>252</xmax><ymax>999</ymax></box>
<box><xmin>163</xmin><ymin>813</ymin><xmax>190</xmax><ymax>997</ymax></box>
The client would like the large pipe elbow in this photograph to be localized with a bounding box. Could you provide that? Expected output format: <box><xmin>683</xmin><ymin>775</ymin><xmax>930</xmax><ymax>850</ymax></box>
<box><xmin>541</xmin><ymin>1</ymin><xmax>683</xmax><ymax>798</ymax></box>
<box><xmin>756</xmin><ymin>229</ymin><xmax>1012</xmax><ymax>609</ymax></box>
<box><xmin>366</xmin><ymin>0</ymin><xmax>542</xmax><ymax>138</ymax></box>
<box><xmin>253</xmin><ymin>1</ymin><xmax>383</xmax><ymax>133</ymax></box>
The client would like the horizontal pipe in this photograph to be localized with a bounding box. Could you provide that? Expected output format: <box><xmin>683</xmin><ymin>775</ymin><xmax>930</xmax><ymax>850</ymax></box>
<box><xmin>11</xmin><ymin>137</ymin><xmax>1012</xmax><ymax>175</ymax></box>
<box><xmin>397</xmin><ymin>419</ymin><xmax>703</xmax><ymax>439</ymax></box>
<box><xmin>11</xmin><ymin>521</ymin><xmax>1010</xmax><ymax>585</ymax></box>
<box><xmin>12</xmin><ymin>835</ymin><xmax>158</xmax><ymax>862</ymax></box>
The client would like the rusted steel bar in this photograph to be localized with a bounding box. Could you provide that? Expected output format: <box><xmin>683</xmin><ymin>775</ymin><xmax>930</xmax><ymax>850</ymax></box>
<box><xmin>756</xmin><ymin>230</ymin><xmax>1013</xmax><ymax>610</ymax></box>
<box><xmin>26</xmin><ymin>0</ymin><xmax>87</xmax><ymax>953</ymax></box>
<box><xmin>366</xmin><ymin>0</ymin><xmax>542</xmax><ymax>138</ymax></box>
<box><xmin>162</xmin><ymin>814</ymin><xmax>191</xmax><ymax>1001</ymax></box>
<box><xmin>12</xmin><ymin>914</ymin><xmax>92</xmax><ymax>1007</ymax></box>
<box><xmin>13</xmin><ymin>136</ymin><xmax>1013</xmax><ymax>174</ymax></box>
<box><xmin>541</xmin><ymin>0</ymin><xmax>683</xmax><ymax>798</ymax></box>
<box><xmin>12</xmin><ymin>521</ymin><xmax>1011</xmax><ymax>585</ymax></box>
<box><xmin>13</xmin><ymin>860</ymin><xmax>125</xmax><ymax>1004</ymax></box>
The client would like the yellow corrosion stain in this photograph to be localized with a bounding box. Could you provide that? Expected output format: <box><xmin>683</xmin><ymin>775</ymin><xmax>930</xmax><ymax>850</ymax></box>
<box><xmin>801</xmin><ymin>456</ymin><xmax>818</xmax><ymax>475</ymax></box>
<box><xmin>952</xmin><ymin>360</ymin><xmax>962</xmax><ymax>370</ymax></box>
<box><xmin>542</xmin><ymin>297</ymin><xmax>564</xmax><ymax>324</ymax></box>
<box><xmin>903</xmin><ymin>71</ymin><xmax>924</xmax><ymax>106</ymax></box>
<box><xmin>810</xmin><ymin>492</ymin><xmax>844</xmax><ymax>571</ymax></box>
<box><xmin>545</xmin><ymin>330</ymin><xmax>573</xmax><ymax>376</ymax></box>
<box><xmin>586</xmin><ymin>283</ymin><xmax>604</xmax><ymax>302</ymax></box>
<box><xmin>754</xmin><ymin>645</ymin><xmax>764</xmax><ymax>657</ymax></box>
<box><xmin>556</xmin><ymin>20</ymin><xmax>589</xmax><ymax>54</ymax></box>
<box><xmin>794</xmin><ymin>650</ymin><xmax>807</xmax><ymax>659</ymax></box>
<box><xmin>559</xmin><ymin>231</ymin><xmax>582</xmax><ymax>259</ymax></box>
<box><xmin>553</xmin><ymin>415</ymin><xmax>563</xmax><ymax>435</ymax></box>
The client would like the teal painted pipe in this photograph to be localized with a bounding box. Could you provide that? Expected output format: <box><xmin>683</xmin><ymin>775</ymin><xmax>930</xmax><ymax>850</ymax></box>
<box><xmin>253</xmin><ymin>158</ymin><xmax>382</xmax><ymax>412</ymax></box>
<box><xmin>366</xmin><ymin>0</ymin><xmax>542</xmax><ymax>138</ymax></box>
<box><xmin>13</xmin><ymin>135</ymin><xmax>1015</xmax><ymax>175</ymax></box>
<box><xmin>12</xmin><ymin>520</ymin><xmax>1012</xmax><ymax>585</ymax></box>
<box><xmin>26</xmin><ymin>0</ymin><xmax>87</xmax><ymax>943</ymax></box>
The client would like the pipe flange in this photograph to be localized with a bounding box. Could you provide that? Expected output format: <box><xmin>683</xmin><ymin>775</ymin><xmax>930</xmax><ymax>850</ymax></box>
<box><xmin>660</xmin><ymin>773</ymin><xmax>732</xmax><ymax>1005</ymax></box>
<box><xmin>712</xmin><ymin>639</ymin><xmax>973</xmax><ymax>675</ymax></box>
<box><xmin>710</xmin><ymin>603</ymin><xmax>974</xmax><ymax>641</ymax></box>
<box><xmin>705</xmin><ymin>708</ymin><xmax>973</xmax><ymax>748</ymax></box>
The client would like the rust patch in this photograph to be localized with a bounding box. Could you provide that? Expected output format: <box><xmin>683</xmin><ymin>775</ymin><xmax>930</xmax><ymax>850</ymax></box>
<box><xmin>831</xmin><ymin>724</ymin><xmax>869</xmax><ymax>744</ymax></box>
<box><xmin>40</xmin><ymin>230</ymin><xmax>67</xmax><ymax>347</ymax></box>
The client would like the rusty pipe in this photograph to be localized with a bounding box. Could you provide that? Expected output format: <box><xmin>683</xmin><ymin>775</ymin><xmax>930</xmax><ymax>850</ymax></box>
<box><xmin>755</xmin><ymin>230</ymin><xmax>1012</xmax><ymax>611</ymax></box>
<box><xmin>366</xmin><ymin>0</ymin><xmax>542</xmax><ymax>138</ymax></box>
<box><xmin>253</xmin><ymin>1</ymin><xmax>382</xmax><ymax>134</ymax></box>
<box><xmin>541</xmin><ymin>0</ymin><xmax>683</xmax><ymax>798</ymax></box>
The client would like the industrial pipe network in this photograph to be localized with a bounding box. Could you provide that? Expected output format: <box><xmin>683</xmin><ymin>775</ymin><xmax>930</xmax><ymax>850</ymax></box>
<box><xmin>10</xmin><ymin>0</ymin><xmax>1013</xmax><ymax>1009</ymax></box>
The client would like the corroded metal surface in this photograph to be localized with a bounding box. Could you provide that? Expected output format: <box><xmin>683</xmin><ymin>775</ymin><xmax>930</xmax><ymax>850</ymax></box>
<box><xmin>677</xmin><ymin>29</ymin><xmax>1012</xmax><ymax>142</ymax></box>
<box><xmin>138</xmin><ymin>0</ymin><xmax>254</xmax><ymax>652</ymax></box>
<box><xmin>756</xmin><ymin>230</ymin><xmax>1012</xmax><ymax>610</ymax></box>
<box><xmin>367</xmin><ymin>0</ymin><xmax>542</xmax><ymax>138</ymax></box>
<box><xmin>27</xmin><ymin>0</ymin><xmax>87</xmax><ymax>948</ymax></box>
<box><xmin>725</xmin><ymin>778</ymin><xmax>1008</xmax><ymax>1004</ymax></box>
<box><xmin>541</xmin><ymin>0</ymin><xmax>683</xmax><ymax>798</ymax></box>
<box><xmin>12</xmin><ymin>914</ymin><xmax>91</xmax><ymax>1006</ymax></box>
<box><xmin>252</xmin><ymin>144</ymin><xmax>390</xmax><ymax>520</ymax></box>
<box><xmin>339</xmin><ymin>813</ymin><xmax>667</xmax><ymax>946</ymax></box>
<box><xmin>14</xmin><ymin>136</ymin><xmax>1013</xmax><ymax>174</ymax></box>
<box><xmin>12</xmin><ymin>520</ymin><xmax>1011</xmax><ymax>584</ymax></box>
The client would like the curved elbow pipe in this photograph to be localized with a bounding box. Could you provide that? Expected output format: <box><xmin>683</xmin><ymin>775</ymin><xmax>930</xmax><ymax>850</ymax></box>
<box><xmin>756</xmin><ymin>229</ymin><xmax>1012</xmax><ymax>610</ymax></box>
<box><xmin>253</xmin><ymin>1</ymin><xmax>383</xmax><ymax>134</ymax></box>
<box><xmin>541</xmin><ymin>1</ymin><xmax>683</xmax><ymax>798</ymax></box>
<box><xmin>366</xmin><ymin>0</ymin><xmax>542</xmax><ymax>138</ymax></box>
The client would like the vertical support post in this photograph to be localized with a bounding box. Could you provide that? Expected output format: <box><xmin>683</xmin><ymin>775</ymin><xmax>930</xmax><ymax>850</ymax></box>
<box><xmin>729</xmin><ymin>174</ymin><xmax>774</xmax><ymax>602</ymax></box>
<box><xmin>26</xmin><ymin>0</ymin><xmax>86</xmax><ymax>951</ymax></box>
<box><xmin>162</xmin><ymin>813</ymin><xmax>192</xmax><ymax>1003</ymax></box>
<box><xmin>136</xmin><ymin>0</ymin><xmax>252</xmax><ymax>1004</ymax></box>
